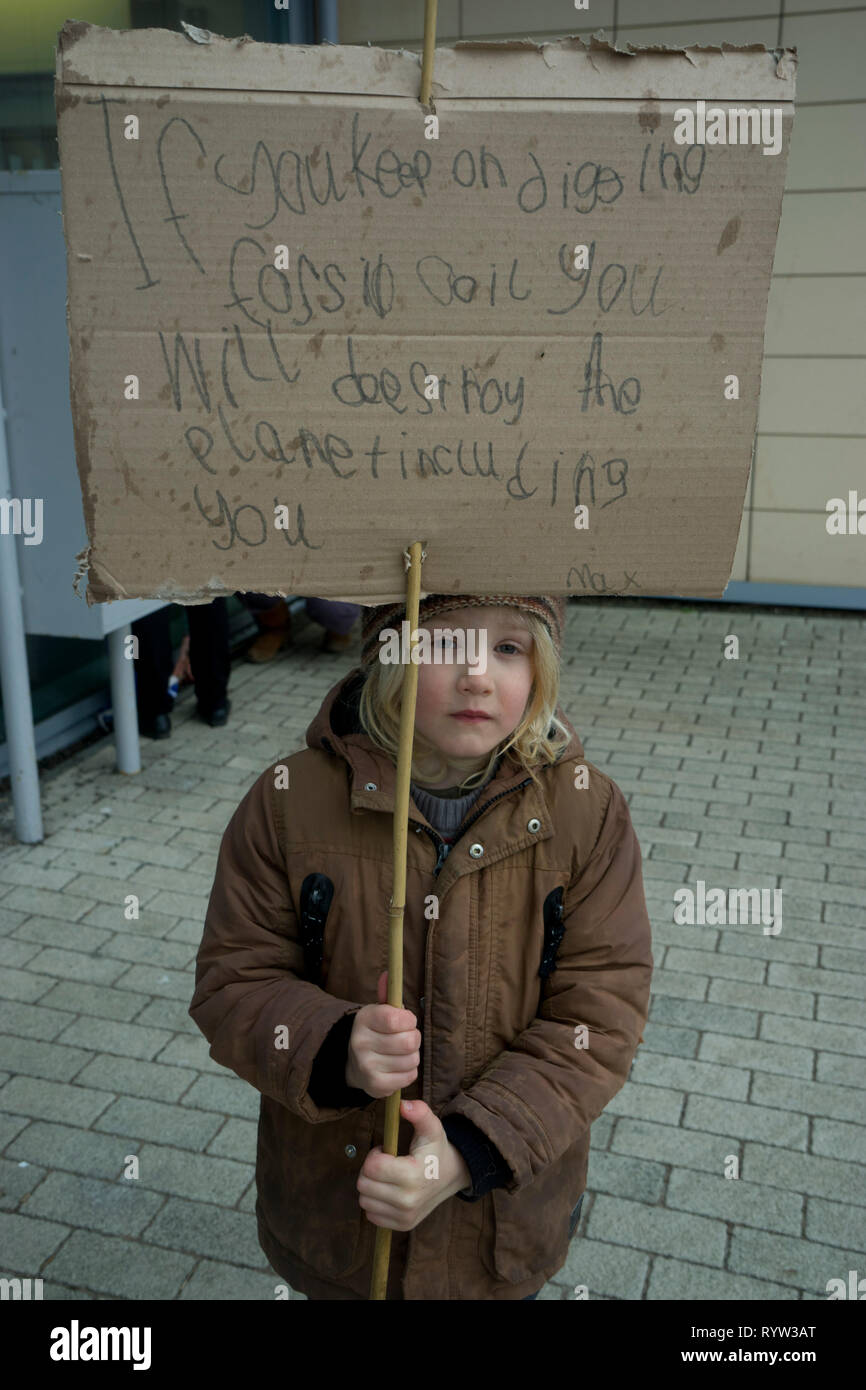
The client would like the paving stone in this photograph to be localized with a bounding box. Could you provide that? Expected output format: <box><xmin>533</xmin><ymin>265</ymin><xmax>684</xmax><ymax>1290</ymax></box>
<box><xmin>707</xmin><ymin>978</ymin><xmax>816</xmax><ymax>1019</ymax></box>
<box><xmin>97</xmin><ymin>933</ymin><xmax>194</xmax><ymax>970</ymax></box>
<box><xmin>651</xmin><ymin>996</ymin><xmax>760</xmax><ymax>1038</ymax></box>
<box><xmin>585</xmin><ymin>1150</ymin><xmax>667</xmax><ymax>1205</ymax></box>
<box><xmin>586</xmin><ymin>1194</ymin><xmax>727</xmax><ymax>1266</ymax></box>
<box><xmin>0</xmin><ymin>938</ymin><xmax>43</xmax><ymax>968</ymax></box>
<box><xmin>683</xmin><ymin>1094</ymin><xmax>809</xmax><ymax>1149</ymax></box>
<box><xmin>0</xmin><ymin>1075</ymin><xmax>115</xmax><ymax>1128</ymax></box>
<box><xmin>816</xmin><ymin>995</ymin><xmax>863</xmax><ymax>1026</ymax></box>
<box><xmin>0</xmin><ymin>905</ymin><xmax>30</xmax><ymax>936</ymax></box>
<box><xmin>0</xmin><ymin>1156</ymin><xmax>47</xmax><ymax>1210</ymax></box>
<box><xmin>24</xmin><ymin>1170</ymin><xmax>165</xmax><ymax>1236</ymax></box>
<box><xmin>130</xmin><ymin>1143</ymin><xmax>252</xmax><ymax>1204</ymax></box>
<box><xmin>94</xmin><ymin>1096</ymin><xmax>224</xmax><ymax>1151</ymax></box>
<box><xmin>647</xmin><ymin>1256</ymin><xmax>797</xmax><ymax>1301</ymax></box>
<box><xmin>760</xmin><ymin>1012</ymin><xmax>866</xmax><ymax>1059</ymax></box>
<box><xmin>611</xmin><ymin>1117</ymin><xmax>742</xmax><ymax>1175</ymax></box>
<box><xmin>53</xmin><ymin>1016</ymin><xmax>173</xmax><ymax>1061</ymax></box>
<box><xmin>652</xmin><ymin>960</ymin><xmax>711</xmax><ymax>996</ymax></box>
<box><xmin>36</xmin><ymin>981</ymin><xmax>150</xmax><ymax>1023</ymax></box>
<box><xmin>664</xmin><ymin>1168</ymin><xmax>802</xmax><ymax>1235</ymax></box>
<box><xmin>20</xmin><ymin>948</ymin><xmax>129</xmax><ymax>988</ymax></box>
<box><xmin>629</xmin><ymin>1052</ymin><xmax>749</xmax><ymax>1101</ymax></box>
<box><xmin>0</xmin><ymin>862</ymin><xmax>79</xmax><ymax>891</ymax></box>
<box><xmin>6</xmin><ymin>1121</ymin><xmax>133</xmax><ymax>1181</ymax></box>
<box><xmin>165</xmin><ymin>919</ymin><xmax>207</xmax><ymax>946</ymax></box>
<box><xmin>128</xmin><ymin>864</ymin><xmax>217</xmax><ymax>900</ymax></box>
<box><xmin>605</xmin><ymin>1083</ymin><xmax>684</xmax><ymax>1125</ymax></box>
<box><xmin>205</xmin><ymin>1117</ymin><xmax>258</xmax><ymax>1161</ymax></box>
<box><xmin>47</xmin><ymin>849</ymin><xmax>147</xmax><ymax>882</ymax></box>
<box><xmin>0</xmin><ymin>967</ymin><xmax>57</xmax><ymax>1005</ymax></box>
<box><xmin>11</xmin><ymin>916</ymin><xmax>112</xmax><ymax>954</ymax></box>
<box><xmin>102</xmin><ymin>838</ymin><xmax>205</xmax><ymax>871</ymax></box>
<box><xmin>141</xmin><ymin>1195</ymin><xmax>264</xmax><ymax>1266</ymax></box>
<box><xmin>74</xmin><ymin>1055</ymin><xmax>197</xmax><ymax>1104</ymax></box>
<box><xmin>805</xmin><ymin>1197</ymin><xmax>866</xmax><ymax>1253</ymax></box>
<box><xmin>238</xmin><ymin>1180</ymin><xmax>257</xmax><ymax>1213</ymax></box>
<box><xmin>698</xmin><ymin>1032</ymin><xmax>814</xmax><ymax>1079</ymax></box>
<box><xmin>0</xmin><ymin>1112</ymin><xmax>29</xmax><ymax>1150</ymax></box>
<box><xmin>177</xmin><ymin>1258</ymin><xmax>279</xmax><ymax>1299</ymax></box>
<box><xmin>132</xmin><ymin>998</ymin><xmax>201</xmax><ymax>1034</ymax></box>
<box><xmin>560</xmin><ymin>1235</ymin><xmax>650</xmax><ymax>1300</ymax></box>
<box><xmin>811</xmin><ymin>1117</ymin><xmax>866</xmax><ymax>1165</ymax></box>
<box><xmin>717</xmin><ymin>933</ymin><xmax>818</xmax><ymax>966</ymax></box>
<box><xmin>40</xmin><ymin>1282</ymin><xmax>111</xmax><ymax>1300</ymax></box>
<box><xmin>112</xmin><ymin>964</ymin><xmax>196</xmax><ymax>1002</ymax></box>
<box><xmin>46</xmin><ymin>1228</ymin><xmax>195</xmax><ymax>1299</ymax></box>
<box><xmin>47</xmin><ymin>875</ymin><xmax>164</xmax><ymax>910</ymax></box>
<box><xmin>0</xmin><ymin>1034</ymin><xmax>93</xmax><ymax>1083</ymax></box>
<box><xmin>81</xmin><ymin>903</ymin><xmax>178</xmax><ymax>938</ymax></box>
<box><xmin>816</xmin><ymin>1057</ymin><xmax>866</xmax><ymax>1099</ymax></box>
<box><xmin>664</xmin><ymin>946</ymin><xmax>766</xmax><ymax>983</ymax></box>
<box><xmin>639</xmin><ymin>1021</ymin><xmax>700</xmax><ymax>1059</ymax></box>
<box><xmin>751</xmin><ymin>1072</ymin><xmax>864</xmax><ymax>1124</ymax></box>
<box><xmin>728</xmin><ymin>1227</ymin><xmax>863</xmax><ymax>1297</ymax></box>
<box><xmin>0</xmin><ymin>1209</ymin><xmax>71</xmax><ymax>1275</ymax></box>
<box><xmin>155</xmin><ymin>1035</ymin><xmax>232</xmax><ymax>1074</ymax></box>
<box><xmin>742</xmin><ymin>1142</ymin><xmax>866</xmax><ymax>1207</ymax></box>
<box><xmin>132</xmin><ymin>890</ymin><xmax>210</xmax><ymax>920</ymax></box>
<box><xmin>768</xmin><ymin>961</ymin><xmax>863</xmax><ymax>998</ymax></box>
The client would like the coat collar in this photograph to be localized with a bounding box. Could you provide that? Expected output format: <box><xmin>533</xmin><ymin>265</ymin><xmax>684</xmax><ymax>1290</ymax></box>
<box><xmin>305</xmin><ymin>666</ymin><xmax>586</xmax><ymax>837</ymax></box>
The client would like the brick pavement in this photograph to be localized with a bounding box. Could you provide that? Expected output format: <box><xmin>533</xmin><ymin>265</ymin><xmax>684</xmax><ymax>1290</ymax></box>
<box><xmin>0</xmin><ymin>599</ymin><xmax>863</xmax><ymax>1300</ymax></box>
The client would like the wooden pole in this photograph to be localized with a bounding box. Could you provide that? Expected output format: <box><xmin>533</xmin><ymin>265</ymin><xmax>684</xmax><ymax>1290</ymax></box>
<box><xmin>419</xmin><ymin>0</ymin><xmax>438</xmax><ymax>109</ymax></box>
<box><xmin>369</xmin><ymin>3</ymin><xmax>437</xmax><ymax>1301</ymax></box>
<box><xmin>368</xmin><ymin>540</ymin><xmax>426</xmax><ymax>1300</ymax></box>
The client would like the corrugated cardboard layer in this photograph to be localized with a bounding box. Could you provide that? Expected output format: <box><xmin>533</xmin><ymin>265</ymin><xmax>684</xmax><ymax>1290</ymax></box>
<box><xmin>55</xmin><ymin>22</ymin><xmax>795</xmax><ymax>604</ymax></box>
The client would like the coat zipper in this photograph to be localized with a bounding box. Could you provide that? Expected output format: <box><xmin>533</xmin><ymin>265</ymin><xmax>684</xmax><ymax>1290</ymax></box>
<box><xmin>413</xmin><ymin>776</ymin><xmax>535</xmax><ymax>880</ymax></box>
<box><xmin>415</xmin><ymin>775</ymin><xmax>533</xmax><ymax>1102</ymax></box>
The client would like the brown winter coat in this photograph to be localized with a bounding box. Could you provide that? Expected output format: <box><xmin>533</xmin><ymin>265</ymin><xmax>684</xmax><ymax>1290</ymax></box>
<box><xmin>190</xmin><ymin>665</ymin><xmax>653</xmax><ymax>1300</ymax></box>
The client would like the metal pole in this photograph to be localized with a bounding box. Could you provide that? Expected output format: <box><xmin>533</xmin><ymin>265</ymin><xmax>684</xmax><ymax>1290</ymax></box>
<box><xmin>0</xmin><ymin>350</ymin><xmax>44</xmax><ymax>842</ymax></box>
<box><xmin>317</xmin><ymin>0</ymin><xmax>339</xmax><ymax>43</ymax></box>
<box><xmin>108</xmin><ymin>625</ymin><xmax>141</xmax><ymax>775</ymax></box>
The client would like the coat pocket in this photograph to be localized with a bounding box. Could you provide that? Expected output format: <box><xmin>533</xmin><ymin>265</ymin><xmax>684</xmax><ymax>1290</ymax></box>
<box><xmin>257</xmin><ymin>1098</ymin><xmax>376</xmax><ymax>1281</ymax></box>
<box><xmin>482</xmin><ymin>1155</ymin><xmax>577</xmax><ymax>1284</ymax></box>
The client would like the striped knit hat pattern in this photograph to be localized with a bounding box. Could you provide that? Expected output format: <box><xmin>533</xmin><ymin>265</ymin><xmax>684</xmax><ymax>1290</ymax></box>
<box><xmin>360</xmin><ymin>595</ymin><xmax>566</xmax><ymax>667</ymax></box>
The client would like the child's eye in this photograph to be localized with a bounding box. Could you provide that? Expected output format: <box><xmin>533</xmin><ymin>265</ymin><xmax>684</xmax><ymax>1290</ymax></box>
<box><xmin>497</xmin><ymin>643</ymin><xmax>522</xmax><ymax>655</ymax></box>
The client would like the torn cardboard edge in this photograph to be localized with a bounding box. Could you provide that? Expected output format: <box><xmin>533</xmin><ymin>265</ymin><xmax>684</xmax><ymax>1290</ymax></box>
<box><xmin>55</xmin><ymin>21</ymin><xmax>796</xmax><ymax>103</ymax></box>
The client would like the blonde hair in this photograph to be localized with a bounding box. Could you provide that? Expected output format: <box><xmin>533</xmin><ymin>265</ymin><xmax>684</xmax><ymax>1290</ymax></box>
<box><xmin>357</xmin><ymin>609</ymin><xmax>572</xmax><ymax>793</ymax></box>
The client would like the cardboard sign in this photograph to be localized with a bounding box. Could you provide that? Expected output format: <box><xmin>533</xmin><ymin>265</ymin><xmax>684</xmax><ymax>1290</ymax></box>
<box><xmin>55</xmin><ymin>22</ymin><xmax>795</xmax><ymax>606</ymax></box>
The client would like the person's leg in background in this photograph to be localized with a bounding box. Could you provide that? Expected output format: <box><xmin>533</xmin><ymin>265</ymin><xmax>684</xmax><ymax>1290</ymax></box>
<box><xmin>185</xmin><ymin>597</ymin><xmax>231</xmax><ymax>726</ymax></box>
<box><xmin>305</xmin><ymin>598</ymin><xmax>362</xmax><ymax>653</ymax></box>
<box><xmin>238</xmin><ymin>591</ymin><xmax>293</xmax><ymax>663</ymax></box>
<box><xmin>131</xmin><ymin>606</ymin><xmax>174</xmax><ymax>739</ymax></box>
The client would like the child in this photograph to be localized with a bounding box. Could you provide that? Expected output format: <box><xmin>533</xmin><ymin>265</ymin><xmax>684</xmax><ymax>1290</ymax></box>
<box><xmin>189</xmin><ymin>593</ymin><xmax>653</xmax><ymax>1300</ymax></box>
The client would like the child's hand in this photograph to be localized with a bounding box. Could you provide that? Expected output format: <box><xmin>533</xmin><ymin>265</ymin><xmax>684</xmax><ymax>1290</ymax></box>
<box><xmin>345</xmin><ymin>970</ymin><xmax>421</xmax><ymax>1098</ymax></box>
<box><xmin>356</xmin><ymin>1099</ymin><xmax>472</xmax><ymax>1231</ymax></box>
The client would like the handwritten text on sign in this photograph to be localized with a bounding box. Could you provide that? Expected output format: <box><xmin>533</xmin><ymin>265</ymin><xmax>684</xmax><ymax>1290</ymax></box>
<box><xmin>67</xmin><ymin>93</ymin><xmax>785</xmax><ymax>602</ymax></box>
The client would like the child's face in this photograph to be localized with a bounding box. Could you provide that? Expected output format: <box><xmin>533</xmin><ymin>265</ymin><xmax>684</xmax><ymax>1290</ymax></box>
<box><xmin>411</xmin><ymin>606</ymin><xmax>534</xmax><ymax>781</ymax></box>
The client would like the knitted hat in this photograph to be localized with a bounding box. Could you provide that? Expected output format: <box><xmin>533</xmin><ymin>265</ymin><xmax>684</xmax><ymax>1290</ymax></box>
<box><xmin>360</xmin><ymin>595</ymin><xmax>566</xmax><ymax>667</ymax></box>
